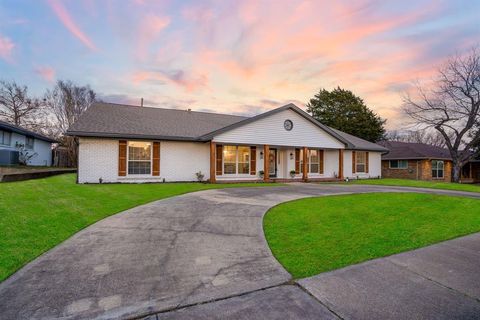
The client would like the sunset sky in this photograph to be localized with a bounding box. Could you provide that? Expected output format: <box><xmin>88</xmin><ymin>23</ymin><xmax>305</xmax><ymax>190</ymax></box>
<box><xmin>0</xmin><ymin>0</ymin><xmax>478</xmax><ymax>129</ymax></box>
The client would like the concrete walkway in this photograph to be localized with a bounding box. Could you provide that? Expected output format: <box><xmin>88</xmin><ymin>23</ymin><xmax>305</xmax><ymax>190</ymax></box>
<box><xmin>0</xmin><ymin>184</ymin><xmax>479</xmax><ymax>319</ymax></box>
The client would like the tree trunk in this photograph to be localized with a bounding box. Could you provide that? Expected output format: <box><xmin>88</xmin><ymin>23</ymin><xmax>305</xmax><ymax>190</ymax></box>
<box><xmin>452</xmin><ymin>160</ymin><xmax>462</xmax><ymax>183</ymax></box>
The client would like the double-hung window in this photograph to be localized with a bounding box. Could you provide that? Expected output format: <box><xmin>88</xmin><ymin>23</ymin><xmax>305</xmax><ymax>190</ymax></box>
<box><xmin>223</xmin><ymin>145</ymin><xmax>250</xmax><ymax>175</ymax></box>
<box><xmin>300</xmin><ymin>149</ymin><xmax>323</xmax><ymax>174</ymax></box>
<box><xmin>432</xmin><ymin>160</ymin><xmax>444</xmax><ymax>179</ymax></box>
<box><xmin>25</xmin><ymin>136</ymin><xmax>34</xmax><ymax>149</ymax></box>
<box><xmin>128</xmin><ymin>141</ymin><xmax>151</xmax><ymax>175</ymax></box>
<box><xmin>389</xmin><ymin>160</ymin><xmax>408</xmax><ymax>169</ymax></box>
<box><xmin>0</xmin><ymin>130</ymin><xmax>11</xmax><ymax>146</ymax></box>
<box><xmin>309</xmin><ymin>149</ymin><xmax>320</xmax><ymax>173</ymax></box>
<box><xmin>356</xmin><ymin>151</ymin><xmax>367</xmax><ymax>173</ymax></box>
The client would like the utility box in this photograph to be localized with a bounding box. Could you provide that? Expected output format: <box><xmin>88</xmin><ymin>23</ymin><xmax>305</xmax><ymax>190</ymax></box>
<box><xmin>0</xmin><ymin>149</ymin><xmax>19</xmax><ymax>165</ymax></box>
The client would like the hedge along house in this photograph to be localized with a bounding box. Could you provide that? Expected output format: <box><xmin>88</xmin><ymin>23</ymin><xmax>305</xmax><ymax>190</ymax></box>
<box><xmin>67</xmin><ymin>102</ymin><xmax>387</xmax><ymax>183</ymax></box>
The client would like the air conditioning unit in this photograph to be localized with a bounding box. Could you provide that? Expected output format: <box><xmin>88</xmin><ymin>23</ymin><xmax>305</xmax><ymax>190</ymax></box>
<box><xmin>0</xmin><ymin>149</ymin><xmax>19</xmax><ymax>165</ymax></box>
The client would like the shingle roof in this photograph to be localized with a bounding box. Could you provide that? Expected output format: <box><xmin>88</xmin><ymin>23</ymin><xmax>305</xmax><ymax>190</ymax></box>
<box><xmin>0</xmin><ymin>120</ymin><xmax>57</xmax><ymax>143</ymax></box>
<box><xmin>67</xmin><ymin>102</ymin><xmax>388</xmax><ymax>151</ymax></box>
<box><xmin>328</xmin><ymin>127</ymin><xmax>388</xmax><ymax>152</ymax></box>
<box><xmin>377</xmin><ymin>141</ymin><xmax>452</xmax><ymax>160</ymax></box>
<box><xmin>67</xmin><ymin>102</ymin><xmax>248</xmax><ymax>140</ymax></box>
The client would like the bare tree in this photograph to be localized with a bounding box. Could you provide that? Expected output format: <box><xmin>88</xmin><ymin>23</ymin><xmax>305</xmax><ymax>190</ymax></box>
<box><xmin>403</xmin><ymin>47</ymin><xmax>480</xmax><ymax>182</ymax></box>
<box><xmin>386</xmin><ymin>129</ymin><xmax>448</xmax><ymax>148</ymax></box>
<box><xmin>0</xmin><ymin>80</ymin><xmax>44</xmax><ymax>129</ymax></box>
<box><xmin>44</xmin><ymin>80</ymin><xmax>96</xmax><ymax>166</ymax></box>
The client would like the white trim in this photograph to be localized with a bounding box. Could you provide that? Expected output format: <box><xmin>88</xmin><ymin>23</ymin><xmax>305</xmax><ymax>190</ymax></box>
<box><xmin>126</xmin><ymin>140</ymin><xmax>153</xmax><ymax>176</ymax></box>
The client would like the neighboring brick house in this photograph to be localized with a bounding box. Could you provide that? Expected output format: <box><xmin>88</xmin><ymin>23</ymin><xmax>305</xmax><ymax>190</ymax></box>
<box><xmin>378</xmin><ymin>141</ymin><xmax>479</xmax><ymax>183</ymax></box>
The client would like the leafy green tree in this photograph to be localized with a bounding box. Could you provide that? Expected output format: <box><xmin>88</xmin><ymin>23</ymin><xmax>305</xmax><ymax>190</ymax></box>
<box><xmin>306</xmin><ymin>87</ymin><xmax>386</xmax><ymax>142</ymax></box>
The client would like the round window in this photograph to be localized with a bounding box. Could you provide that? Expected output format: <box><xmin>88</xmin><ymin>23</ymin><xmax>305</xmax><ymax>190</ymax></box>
<box><xmin>284</xmin><ymin>119</ymin><xmax>293</xmax><ymax>131</ymax></box>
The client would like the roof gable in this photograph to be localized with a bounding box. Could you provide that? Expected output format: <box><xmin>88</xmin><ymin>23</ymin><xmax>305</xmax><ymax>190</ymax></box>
<box><xmin>210</xmin><ymin>108</ymin><xmax>347</xmax><ymax>149</ymax></box>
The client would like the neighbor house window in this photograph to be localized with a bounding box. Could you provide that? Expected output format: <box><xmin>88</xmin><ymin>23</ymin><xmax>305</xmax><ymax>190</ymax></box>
<box><xmin>0</xmin><ymin>130</ymin><xmax>11</xmax><ymax>146</ymax></box>
<box><xmin>432</xmin><ymin>160</ymin><xmax>444</xmax><ymax>179</ymax></box>
<box><xmin>389</xmin><ymin>160</ymin><xmax>408</xmax><ymax>169</ymax></box>
<box><xmin>356</xmin><ymin>151</ymin><xmax>367</xmax><ymax>173</ymax></box>
<box><xmin>128</xmin><ymin>141</ymin><xmax>151</xmax><ymax>175</ymax></box>
<box><xmin>300</xmin><ymin>149</ymin><xmax>323</xmax><ymax>174</ymax></box>
<box><xmin>223</xmin><ymin>145</ymin><xmax>250</xmax><ymax>174</ymax></box>
<box><xmin>25</xmin><ymin>136</ymin><xmax>34</xmax><ymax>149</ymax></box>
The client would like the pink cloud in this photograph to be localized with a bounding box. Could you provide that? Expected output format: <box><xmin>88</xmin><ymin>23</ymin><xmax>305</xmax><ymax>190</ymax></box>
<box><xmin>0</xmin><ymin>34</ymin><xmax>15</xmax><ymax>63</ymax></box>
<box><xmin>35</xmin><ymin>66</ymin><xmax>56</xmax><ymax>82</ymax></box>
<box><xmin>136</xmin><ymin>14</ymin><xmax>170</xmax><ymax>60</ymax></box>
<box><xmin>133</xmin><ymin>70</ymin><xmax>208</xmax><ymax>92</ymax></box>
<box><xmin>47</xmin><ymin>0</ymin><xmax>96</xmax><ymax>51</ymax></box>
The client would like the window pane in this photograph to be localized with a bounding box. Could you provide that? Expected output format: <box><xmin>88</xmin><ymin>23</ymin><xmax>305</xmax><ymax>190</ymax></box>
<box><xmin>356</xmin><ymin>151</ymin><xmax>366</xmax><ymax>164</ymax></box>
<box><xmin>26</xmin><ymin>136</ymin><xmax>34</xmax><ymax>149</ymax></box>
<box><xmin>310</xmin><ymin>149</ymin><xmax>319</xmax><ymax>163</ymax></box>
<box><xmin>128</xmin><ymin>141</ymin><xmax>151</xmax><ymax>175</ymax></box>
<box><xmin>437</xmin><ymin>170</ymin><xmax>444</xmax><ymax>178</ymax></box>
<box><xmin>237</xmin><ymin>146</ymin><xmax>250</xmax><ymax>174</ymax></box>
<box><xmin>224</xmin><ymin>145</ymin><xmax>237</xmax><ymax>174</ymax></box>
<box><xmin>128</xmin><ymin>161</ymin><xmax>151</xmax><ymax>174</ymax></box>
<box><xmin>238</xmin><ymin>163</ymin><xmax>249</xmax><ymax>174</ymax></box>
<box><xmin>310</xmin><ymin>164</ymin><xmax>319</xmax><ymax>173</ymax></box>
<box><xmin>128</xmin><ymin>141</ymin><xmax>151</xmax><ymax>160</ymax></box>
<box><xmin>399</xmin><ymin>160</ymin><xmax>408</xmax><ymax>169</ymax></box>
<box><xmin>356</xmin><ymin>164</ymin><xmax>365</xmax><ymax>173</ymax></box>
<box><xmin>390</xmin><ymin>160</ymin><xmax>398</xmax><ymax>168</ymax></box>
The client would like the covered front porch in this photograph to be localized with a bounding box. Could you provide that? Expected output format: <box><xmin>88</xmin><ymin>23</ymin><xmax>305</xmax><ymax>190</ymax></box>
<box><xmin>209</xmin><ymin>142</ymin><xmax>344</xmax><ymax>183</ymax></box>
<box><xmin>460</xmin><ymin>161</ymin><xmax>480</xmax><ymax>183</ymax></box>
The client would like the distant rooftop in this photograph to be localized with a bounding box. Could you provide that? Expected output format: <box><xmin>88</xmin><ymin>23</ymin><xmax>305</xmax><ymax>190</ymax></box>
<box><xmin>0</xmin><ymin>120</ymin><xmax>56</xmax><ymax>143</ymax></box>
<box><xmin>378</xmin><ymin>141</ymin><xmax>452</xmax><ymax>160</ymax></box>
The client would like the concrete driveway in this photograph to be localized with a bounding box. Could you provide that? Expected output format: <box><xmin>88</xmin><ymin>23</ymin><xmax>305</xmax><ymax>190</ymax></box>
<box><xmin>0</xmin><ymin>184</ymin><xmax>479</xmax><ymax>319</ymax></box>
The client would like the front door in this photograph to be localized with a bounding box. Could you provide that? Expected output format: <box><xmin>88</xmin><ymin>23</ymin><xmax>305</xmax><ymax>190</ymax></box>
<box><xmin>269</xmin><ymin>149</ymin><xmax>277</xmax><ymax>177</ymax></box>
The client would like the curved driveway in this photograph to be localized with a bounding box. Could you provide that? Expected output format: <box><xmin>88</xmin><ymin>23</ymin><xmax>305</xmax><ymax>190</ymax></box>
<box><xmin>0</xmin><ymin>184</ymin><xmax>479</xmax><ymax>319</ymax></box>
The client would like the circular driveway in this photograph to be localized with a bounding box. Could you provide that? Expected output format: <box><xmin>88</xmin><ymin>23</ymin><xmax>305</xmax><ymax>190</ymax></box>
<box><xmin>0</xmin><ymin>184</ymin><xmax>478</xmax><ymax>319</ymax></box>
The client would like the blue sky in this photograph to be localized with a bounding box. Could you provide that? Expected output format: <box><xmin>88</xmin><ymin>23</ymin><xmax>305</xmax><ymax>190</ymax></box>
<box><xmin>0</xmin><ymin>0</ymin><xmax>479</xmax><ymax>128</ymax></box>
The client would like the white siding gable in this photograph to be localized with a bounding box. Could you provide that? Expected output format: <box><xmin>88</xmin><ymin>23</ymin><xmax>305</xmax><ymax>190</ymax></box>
<box><xmin>212</xmin><ymin>109</ymin><xmax>345</xmax><ymax>149</ymax></box>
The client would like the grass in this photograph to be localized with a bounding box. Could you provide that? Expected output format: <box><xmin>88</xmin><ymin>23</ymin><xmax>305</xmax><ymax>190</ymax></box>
<box><xmin>349</xmin><ymin>178</ymin><xmax>480</xmax><ymax>193</ymax></box>
<box><xmin>0</xmin><ymin>174</ymin><xmax>280</xmax><ymax>281</ymax></box>
<box><xmin>264</xmin><ymin>193</ymin><xmax>480</xmax><ymax>279</ymax></box>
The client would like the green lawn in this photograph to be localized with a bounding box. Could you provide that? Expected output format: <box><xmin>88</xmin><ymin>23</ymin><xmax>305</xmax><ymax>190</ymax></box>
<box><xmin>350</xmin><ymin>178</ymin><xmax>480</xmax><ymax>193</ymax></box>
<box><xmin>0</xmin><ymin>174</ymin><xmax>279</xmax><ymax>281</ymax></box>
<box><xmin>264</xmin><ymin>193</ymin><xmax>480</xmax><ymax>279</ymax></box>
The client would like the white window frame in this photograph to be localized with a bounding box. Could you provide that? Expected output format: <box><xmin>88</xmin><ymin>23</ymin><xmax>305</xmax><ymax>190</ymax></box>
<box><xmin>432</xmin><ymin>160</ymin><xmax>444</xmax><ymax>179</ymax></box>
<box><xmin>127</xmin><ymin>141</ymin><xmax>152</xmax><ymax>176</ymax></box>
<box><xmin>300</xmin><ymin>149</ymin><xmax>323</xmax><ymax>174</ymax></box>
<box><xmin>389</xmin><ymin>160</ymin><xmax>408</xmax><ymax>169</ymax></box>
<box><xmin>222</xmin><ymin>145</ymin><xmax>251</xmax><ymax>176</ymax></box>
<box><xmin>0</xmin><ymin>130</ymin><xmax>11</xmax><ymax>146</ymax></box>
<box><xmin>356</xmin><ymin>151</ymin><xmax>367</xmax><ymax>173</ymax></box>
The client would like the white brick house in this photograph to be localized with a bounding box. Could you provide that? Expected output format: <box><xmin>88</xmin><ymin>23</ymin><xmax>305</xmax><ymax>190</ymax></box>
<box><xmin>67</xmin><ymin>102</ymin><xmax>387</xmax><ymax>183</ymax></box>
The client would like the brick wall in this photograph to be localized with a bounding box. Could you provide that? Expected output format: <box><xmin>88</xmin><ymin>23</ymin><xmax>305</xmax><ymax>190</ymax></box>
<box><xmin>381</xmin><ymin>159</ymin><xmax>452</xmax><ymax>181</ymax></box>
<box><xmin>381</xmin><ymin>160</ymin><xmax>420</xmax><ymax>179</ymax></box>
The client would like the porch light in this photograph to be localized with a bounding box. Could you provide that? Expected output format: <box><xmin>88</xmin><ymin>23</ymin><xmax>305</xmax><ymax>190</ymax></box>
<box><xmin>260</xmin><ymin>151</ymin><xmax>263</xmax><ymax>159</ymax></box>
<box><xmin>290</xmin><ymin>152</ymin><xmax>294</xmax><ymax>160</ymax></box>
